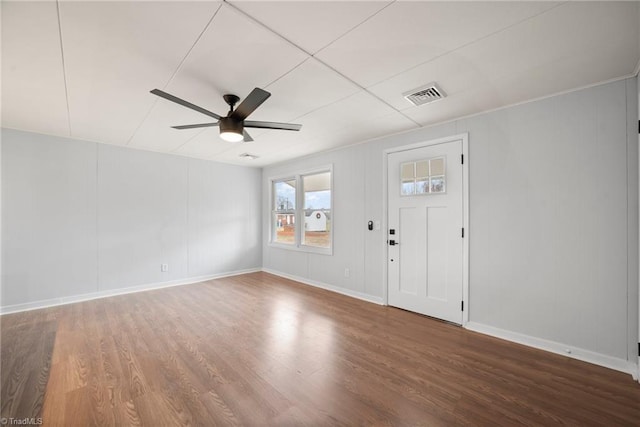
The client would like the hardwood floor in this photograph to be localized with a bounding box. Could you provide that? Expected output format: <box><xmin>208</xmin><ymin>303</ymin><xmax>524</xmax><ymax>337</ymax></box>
<box><xmin>1</xmin><ymin>307</ymin><xmax>57</xmax><ymax>421</ymax></box>
<box><xmin>2</xmin><ymin>272</ymin><xmax>639</xmax><ymax>426</ymax></box>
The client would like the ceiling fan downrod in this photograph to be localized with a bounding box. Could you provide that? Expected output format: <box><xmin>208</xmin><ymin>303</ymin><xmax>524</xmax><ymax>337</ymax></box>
<box><xmin>223</xmin><ymin>94</ymin><xmax>240</xmax><ymax>114</ymax></box>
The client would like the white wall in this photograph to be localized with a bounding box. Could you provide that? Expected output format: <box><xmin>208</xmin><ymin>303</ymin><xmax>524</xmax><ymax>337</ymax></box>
<box><xmin>1</xmin><ymin>78</ymin><xmax>637</xmax><ymax>374</ymax></box>
<box><xmin>262</xmin><ymin>78</ymin><xmax>639</xmax><ymax>370</ymax></box>
<box><xmin>1</xmin><ymin>129</ymin><xmax>262</xmax><ymax>311</ymax></box>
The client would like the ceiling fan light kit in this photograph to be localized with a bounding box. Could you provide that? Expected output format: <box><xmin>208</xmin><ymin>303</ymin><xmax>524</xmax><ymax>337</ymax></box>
<box><xmin>150</xmin><ymin>87</ymin><xmax>302</xmax><ymax>143</ymax></box>
<box><xmin>219</xmin><ymin>117</ymin><xmax>244</xmax><ymax>142</ymax></box>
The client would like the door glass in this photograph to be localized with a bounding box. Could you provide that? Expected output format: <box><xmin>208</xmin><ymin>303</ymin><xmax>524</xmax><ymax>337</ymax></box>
<box><xmin>416</xmin><ymin>179</ymin><xmax>429</xmax><ymax>194</ymax></box>
<box><xmin>401</xmin><ymin>181</ymin><xmax>415</xmax><ymax>195</ymax></box>
<box><xmin>400</xmin><ymin>156</ymin><xmax>446</xmax><ymax>196</ymax></box>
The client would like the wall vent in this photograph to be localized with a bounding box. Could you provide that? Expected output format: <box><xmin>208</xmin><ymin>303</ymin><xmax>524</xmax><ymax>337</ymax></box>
<box><xmin>403</xmin><ymin>82</ymin><xmax>446</xmax><ymax>106</ymax></box>
<box><xmin>239</xmin><ymin>153</ymin><xmax>259</xmax><ymax>160</ymax></box>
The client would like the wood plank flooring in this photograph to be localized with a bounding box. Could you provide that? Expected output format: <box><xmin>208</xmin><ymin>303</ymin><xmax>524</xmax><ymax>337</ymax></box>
<box><xmin>1</xmin><ymin>307</ymin><xmax>58</xmax><ymax>421</ymax></box>
<box><xmin>1</xmin><ymin>272</ymin><xmax>639</xmax><ymax>426</ymax></box>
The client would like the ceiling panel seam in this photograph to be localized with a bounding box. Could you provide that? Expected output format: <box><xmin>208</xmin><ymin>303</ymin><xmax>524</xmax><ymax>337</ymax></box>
<box><xmin>55</xmin><ymin>0</ymin><xmax>72</xmax><ymax>136</ymax></box>
<box><xmin>224</xmin><ymin>0</ymin><xmax>420</xmax><ymax>127</ymax></box>
<box><xmin>160</xmin><ymin>3</ymin><xmax>224</xmax><ymax>91</ymax></box>
<box><xmin>284</xmin><ymin>90</ymin><xmax>373</xmax><ymax>126</ymax></box>
<box><xmin>310</xmin><ymin>0</ymin><xmax>395</xmax><ymax>55</ymax></box>
<box><xmin>217</xmin><ymin>2</ymin><xmax>310</xmax><ymax>90</ymax></box>
<box><xmin>369</xmin><ymin>1</ymin><xmax>567</xmax><ymax>91</ymax></box>
<box><xmin>125</xmin><ymin>2</ymin><xmax>224</xmax><ymax>146</ymax></box>
<box><xmin>262</xmin><ymin>57</ymin><xmax>313</xmax><ymax>91</ymax></box>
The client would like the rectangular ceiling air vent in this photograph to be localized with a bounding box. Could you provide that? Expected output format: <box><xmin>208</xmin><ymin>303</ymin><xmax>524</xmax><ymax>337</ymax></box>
<box><xmin>239</xmin><ymin>153</ymin><xmax>259</xmax><ymax>160</ymax></box>
<box><xmin>403</xmin><ymin>82</ymin><xmax>446</xmax><ymax>106</ymax></box>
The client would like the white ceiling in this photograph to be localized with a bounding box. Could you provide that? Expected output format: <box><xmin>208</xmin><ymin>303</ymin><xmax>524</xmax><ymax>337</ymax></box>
<box><xmin>2</xmin><ymin>1</ymin><xmax>639</xmax><ymax>167</ymax></box>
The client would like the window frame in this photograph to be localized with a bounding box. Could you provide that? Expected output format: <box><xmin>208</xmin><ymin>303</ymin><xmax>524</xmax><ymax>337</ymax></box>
<box><xmin>269</xmin><ymin>165</ymin><xmax>333</xmax><ymax>255</ymax></box>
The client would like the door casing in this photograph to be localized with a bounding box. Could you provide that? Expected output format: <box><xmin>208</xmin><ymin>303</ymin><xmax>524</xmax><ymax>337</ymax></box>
<box><xmin>382</xmin><ymin>133</ymin><xmax>469</xmax><ymax>325</ymax></box>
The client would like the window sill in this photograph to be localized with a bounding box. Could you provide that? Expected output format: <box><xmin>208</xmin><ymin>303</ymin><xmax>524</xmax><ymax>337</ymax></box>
<box><xmin>268</xmin><ymin>241</ymin><xmax>333</xmax><ymax>256</ymax></box>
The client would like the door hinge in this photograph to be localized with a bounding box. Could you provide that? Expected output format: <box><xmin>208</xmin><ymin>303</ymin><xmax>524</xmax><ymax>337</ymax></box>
<box><xmin>461</xmin><ymin>228</ymin><xmax>464</xmax><ymax>238</ymax></box>
<box><xmin>638</xmin><ymin>342</ymin><xmax>640</xmax><ymax>355</ymax></box>
<box><xmin>461</xmin><ymin>301</ymin><xmax>464</xmax><ymax>311</ymax></box>
<box><xmin>461</xmin><ymin>154</ymin><xmax>464</xmax><ymax>164</ymax></box>
<box><xmin>638</xmin><ymin>120</ymin><xmax>640</xmax><ymax>134</ymax></box>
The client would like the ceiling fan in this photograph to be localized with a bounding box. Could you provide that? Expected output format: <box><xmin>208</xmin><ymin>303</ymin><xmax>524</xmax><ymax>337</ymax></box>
<box><xmin>150</xmin><ymin>87</ymin><xmax>301</xmax><ymax>143</ymax></box>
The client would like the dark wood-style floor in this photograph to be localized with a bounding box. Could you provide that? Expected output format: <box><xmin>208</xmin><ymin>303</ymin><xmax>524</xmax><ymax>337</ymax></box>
<box><xmin>2</xmin><ymin>272</ymin><xmax>639</xmax><ymax>426</ymax></box>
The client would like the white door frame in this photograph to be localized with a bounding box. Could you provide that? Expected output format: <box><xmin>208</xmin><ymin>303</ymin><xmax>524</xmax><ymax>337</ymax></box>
<box><xmin>382</xmin><ymin>133</ymin><xmax>470</xmax><ymax>325</ymax></box>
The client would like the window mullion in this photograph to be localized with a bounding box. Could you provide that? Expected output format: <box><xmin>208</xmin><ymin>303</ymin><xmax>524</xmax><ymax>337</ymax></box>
<box><xmin>296</xmin><ymin>174</ymin><xmax>303</xmax><ymax>247</ymax></box>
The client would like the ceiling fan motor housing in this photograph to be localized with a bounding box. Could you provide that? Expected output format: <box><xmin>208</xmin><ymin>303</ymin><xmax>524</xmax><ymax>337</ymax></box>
<box><xmin>219</xmin><ymin>116</ymin><xmax>243</xmax><ymax>134</ymax></box>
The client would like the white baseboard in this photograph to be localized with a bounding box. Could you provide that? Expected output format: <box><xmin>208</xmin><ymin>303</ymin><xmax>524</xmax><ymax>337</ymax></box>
<box><xmin>262</xmin><ymin>268</ymin><xmax>384</xmax><ymax>306</ymax></box>
<box><xmin>466</xmin><ymin>321</ymin><xmax>638</xmax><ymax>378</ymax></box>
<box><xmin>0</xmin><ymin>268</ymin><xmax>261</xmax><ymax>315</ymax></box>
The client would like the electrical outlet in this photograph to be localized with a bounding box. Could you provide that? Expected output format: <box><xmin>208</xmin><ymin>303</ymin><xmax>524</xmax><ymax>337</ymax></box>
<box><xmin>161</xmin><ymin>263</ymin><xmax>169</xmax><ymax>272</ymax></box>
<box><xmin>344</xmin><ymin>268</ymin><xmax>350</xmax><ymax>278</ymax></box>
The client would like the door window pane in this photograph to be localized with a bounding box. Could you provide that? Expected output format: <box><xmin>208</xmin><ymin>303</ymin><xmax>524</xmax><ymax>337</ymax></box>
<box><xmin>415</xmin><ymin>160</ymin><xmax>429</xmax><ymax>177</ymax></box>
<box><xmin>401</xmin><ymin>162</ymin><xmax>415</xmax><ymax>180</ymax></box>
<box><xmin>416</xmin><ymin>179</ymin><xmax>429</xmax><ymax>194</ymax></box>
<box><xmin>273</xmin><ymin>179</ymin><xmax>296</xmax><ymax>244</ymax></box>
<box><xmin>400</xmin><ymin>156</ymin><xmax>446</xmax><ymax>196</ymax></box>
<box><xmin>402</xmin><ymin>180</ymin><xmax>415</xmax><ymax>195</ymax></box>
<box><xmin>429</xmin><ymin>158</ymin><xmax>445</xmax><ymax>175</ymax></box>
<box><xmin>430</xmin><ymin>176</ymin><xmax>445</xmax><ymax>193</ymax></box>
<box><xmin>303</xmin><ymin>172</ymin><xmax>331</xmax><ymax>248</ymax></box>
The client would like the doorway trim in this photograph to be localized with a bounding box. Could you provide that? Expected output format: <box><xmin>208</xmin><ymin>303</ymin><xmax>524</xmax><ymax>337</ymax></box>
<box><xmin>382</xmin><ymin>133</ymin><xmax>469</xmax><ymax>325</ymax></box>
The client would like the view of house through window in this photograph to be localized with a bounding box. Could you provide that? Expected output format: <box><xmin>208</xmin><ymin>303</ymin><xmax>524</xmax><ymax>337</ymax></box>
<box><xmin>271</xmin><ymin>168</ymin><xmax>332</xmax><ymax>253</ymax></box>
<box><xmin>273</xmin><ymin>179</ymin><xmax>296</xmax><ymax>244</ymax></box>
<box><xmin>303</xmin><ymin>172</ymin><xmax>331</xmax><ymax>248</ymax></box>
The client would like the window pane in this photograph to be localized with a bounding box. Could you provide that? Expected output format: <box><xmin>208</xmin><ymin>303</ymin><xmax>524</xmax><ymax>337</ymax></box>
<box><xmin>303</xmin><ymin>172</ymin><xmax>331</xmax><ymax>248</ymax></box>
<box><xmin>401</xmin><ymin>180</ymin><xmax>415</xmax><ymax>196</ymax></box>
<box><xmin>430</xmin><ymin>157</ymin><xmax>445</xmax><ymax>175</ymax></box>
<box><xmin>416</xmin><ymin>179</ymin><xmax>429</xmax><ymax>194</ymax></box>
<box><xmin>415</xmin><ymin>160</ymin><xmax>429</xmax><ymax>178</ymax></box>
<box><xmin>401</xmin><ymin>162</ymin><xmax>415</xmax><ymax>180</ymax></box>
<box><xmin>430</xmin><ymin>176</ymin><xmax>445</xmax><ymax>193</ymax></box>
<box><xmin>273</xmin><ymin>179</ymin><xmax>296</xmax><ymax>244</ymax></box>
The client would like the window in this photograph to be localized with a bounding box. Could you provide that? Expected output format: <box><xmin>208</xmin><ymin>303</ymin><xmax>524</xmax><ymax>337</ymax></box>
<box><xmin>273</xmin><ymin>179</ymin><xmax>296</xmax><ymax>245</ymax></box>
<box><xmin>303</xmin><ymin>171</ymin><xmax>331</xmax><ymax>249</ymax></box>
<box><xmin>270</xmin><ymin>167</ymin><xmax>332</xmax><ymax>254</ymax></box>
<box><xmin>401</xmin><ymin>157</ymin><xmax>446</xmax><ymax>196</ymax></box>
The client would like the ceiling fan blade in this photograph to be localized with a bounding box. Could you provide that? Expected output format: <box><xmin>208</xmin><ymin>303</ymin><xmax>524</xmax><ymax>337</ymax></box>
<box><xmin>150</xmin><ymin>89</ymin><xmax>221</xmax><ymax>120</ymax></box>
<box><xmin>243</xmin><ymin>130</ymin><xmax>254</xmax><ymax>142</ymax></box>
<box><xmin>230</xmin><ymin>88</ymin><xmax>271</xmax><ymax>121</ymax></box>
<box><xmin>171</xmin><ymin>122</ymin><xmax>219</xmax><ymax>130</ymax></box>
<box><xmin>244</xmin><ymin>120</ymin><xmax>302</xmax><ymax>131</ymax></box>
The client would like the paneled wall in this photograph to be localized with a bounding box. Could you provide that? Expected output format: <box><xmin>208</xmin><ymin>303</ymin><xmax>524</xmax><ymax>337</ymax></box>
<box><xmin>1</xmin><ymin>129</ymin><xmax>262</xmax><ymax>310</ymax></box>
<box><xmin>1</xmin><ymin>77</ymin><xmax>637</xmax><ymax>374</ymax></box>
<box><xmin>263</xmin><ymin>78</ymin><xmax>639</xmax><ymax>370</ymax></box>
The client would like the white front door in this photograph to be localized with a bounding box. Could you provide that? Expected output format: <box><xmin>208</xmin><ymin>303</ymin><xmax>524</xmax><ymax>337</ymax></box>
<box><xmin>387</xmin><ymin>139</ymin><xmax>464</xmax><ymax>324</ymax></box>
